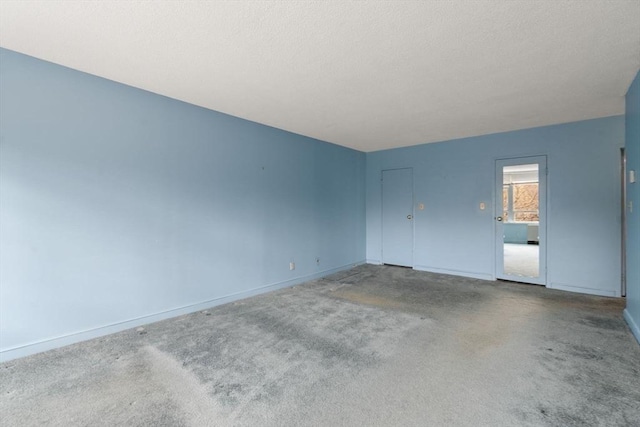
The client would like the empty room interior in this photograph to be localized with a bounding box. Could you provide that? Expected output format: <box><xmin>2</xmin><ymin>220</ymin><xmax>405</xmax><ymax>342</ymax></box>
<box><xmin>1</xmin><ymin>1</ymin><xmax>640</xmax><ymax>426</ymax></box>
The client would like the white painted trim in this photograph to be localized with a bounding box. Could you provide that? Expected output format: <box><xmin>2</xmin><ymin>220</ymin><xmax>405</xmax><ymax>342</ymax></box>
<box><xmin>0</xmin><ymin>261</ymin><xmax>365</xmax><ymax>362</ymax></box>
<box><xmin>494</xmin><ymin>155</ymin><xmax>548</xmax><ymax>287</ymax></box>
<box><xmin>413</xmin><ymin>265</ymin><xmax>494</xmax><ymax>281</ymax></box>
<box><xmin>623</xmin><ymin>309</ymin><xmax>640</xmax><ymax>346</ymax></box>
<box><xmin>366</xmin><ymin>259</ymin><xmax>383</xmax><ymax>265</ymax></box>
<box><xmin>547</xmin><ymin>282</ymin><xmax>618</xmax><ymax>297</ymax></box>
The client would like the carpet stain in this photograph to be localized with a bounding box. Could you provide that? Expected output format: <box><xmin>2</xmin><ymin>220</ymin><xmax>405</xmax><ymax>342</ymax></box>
<box><xmin>578</xmin><ymin>315</ymin><xmax>628</xmax><ymax>331</ymax></box>
<box><xmin>566</xmin><ymin>344</ymin><xmax>605</xmax><ymax>361</ymax></box>
<box><xmin>451</xmin><ymin>295</ymin><xmax>539</xmax><ymax>356</ymax></box>
<box><xmin>454</xmin><ymin>315</ymin><xmax>511</xmax><ymax>355</ymax></box>
<box><xmin>330</xmin><ymin>289</ymin><xmax>407</xmax><ymax>311</ymax></box>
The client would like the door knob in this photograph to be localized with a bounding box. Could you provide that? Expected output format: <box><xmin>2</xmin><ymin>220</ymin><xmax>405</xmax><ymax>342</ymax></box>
<box><xmin>496</xmin><ymin>216</ymin><xmax>503</xmax><ymax>222</ymax></box>
<box><xmin>407</xmin><ymin>215</ymin><xmax>413</xmax><ymax>220</ymax></box>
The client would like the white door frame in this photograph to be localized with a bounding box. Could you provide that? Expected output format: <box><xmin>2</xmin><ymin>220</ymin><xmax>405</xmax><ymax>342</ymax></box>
<box><xmin>495</xmin><ymin>156</ymin><xmax>547</xmax><ymax>285</ymax></box>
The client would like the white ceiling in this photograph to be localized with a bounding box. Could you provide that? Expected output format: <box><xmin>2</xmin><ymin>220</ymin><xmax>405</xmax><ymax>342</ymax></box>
<box><xmin>1</xmin><ymin>1</ymin><xmax>639</xmax><ymax>152</ymax></box>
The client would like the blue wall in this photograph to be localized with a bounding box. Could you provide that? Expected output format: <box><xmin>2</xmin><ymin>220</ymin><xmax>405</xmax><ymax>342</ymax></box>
<box><xmin>1</xmin><ymin>46</ymin><xmax>634</xmax><ymax>360</ymax></box>
<box><xmin>367</xmin><ymin>116</ymin><xmax>624</xmax><ymax>296</ymax></box>
<box><xmin>0</xmin><ymin>49</ymin><xmax>366</xmax><ymax>361</ymax></box>
<box><xmin>624</xmin><ymin>70</ymin><xmax>640</xmax><ymax>344</ymax></box>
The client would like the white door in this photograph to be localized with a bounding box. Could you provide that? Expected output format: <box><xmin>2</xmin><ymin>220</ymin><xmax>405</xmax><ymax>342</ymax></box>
<box><xmin>382</xmin><ymin>168</ymin><xmax>414</xmax><ymax>267</ymax></box>
<box><xmin>495</xmin><ymin>156</ymin><xmax>547</xmax><ymax>285</ymax></box>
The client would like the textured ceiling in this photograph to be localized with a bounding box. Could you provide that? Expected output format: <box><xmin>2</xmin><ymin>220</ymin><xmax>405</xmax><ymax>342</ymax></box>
<box><xmin>1</xmin><ymin>1</ymin><xmax>639</xmax><ymax>152</ymax></box>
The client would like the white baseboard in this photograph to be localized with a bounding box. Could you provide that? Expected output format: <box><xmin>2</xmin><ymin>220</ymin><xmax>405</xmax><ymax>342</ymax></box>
<box><xmin>413</xmin><ymin>265</ymin><xmax>494</xmax><ymax>281</ymax></box>
<box><xmin>547</xmin><ymin>282</ymin><xmax>618</xmax><ymax>297</ymax></box>
<box><xmin>623</xmin><ymin>308</ymin><xmax>640</xmax><ymax>346</ymax></box>
<box><xmin>0</xmin><ymin>261</ymin><xmax>365</xmax><ymax>363</ymax></box>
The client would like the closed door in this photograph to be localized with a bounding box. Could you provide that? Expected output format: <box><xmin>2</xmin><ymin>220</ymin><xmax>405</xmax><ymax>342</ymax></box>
<box><xmin>382</xmin><ymin>168</ymin><xmax>414</xmax><ymax>267</ymax></box>
<box><xmin>495</xmin><ymin>156</ymin><xmax>547</xmax><ymax>285</ymax></box>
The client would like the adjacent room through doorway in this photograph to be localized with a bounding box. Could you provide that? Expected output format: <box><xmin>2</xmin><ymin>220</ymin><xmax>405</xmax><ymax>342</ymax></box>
<box><xmin>496</xmin><ymin>158</ymin><xmax>546</xmax><ymax>286</ymax></box>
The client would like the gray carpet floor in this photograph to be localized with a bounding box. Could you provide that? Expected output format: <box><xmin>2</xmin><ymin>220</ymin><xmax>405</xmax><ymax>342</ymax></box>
<box><xmin>1</xmin><ymin>265</ymin><xmax>639</xmax><ymax>426</ymax></box>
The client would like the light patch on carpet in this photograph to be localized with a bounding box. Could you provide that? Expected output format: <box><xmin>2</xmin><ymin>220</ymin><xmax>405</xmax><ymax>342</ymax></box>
<box><xmin>143</xmin><ymin>345</ymin><xmax>221</xmax><ymax>426</ymax></box>
<box><xmin>331</xmin><ymin>289</ymin><xmax>407</xmax><ymax>311</ymax></box>
<box><xmin>453</xmin><ymin>294</ymin><xmax>542</xmax><ymax>356</ymax></box>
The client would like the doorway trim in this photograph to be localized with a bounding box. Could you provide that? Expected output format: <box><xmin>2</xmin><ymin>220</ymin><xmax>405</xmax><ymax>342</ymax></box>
<box><xmin>621</xmin><ymin>148</ymin><xmax>627</xmax><ymax>297</ymax></box>
<box><xmin>495</xmin><ymin>155</ymin><xmax>547</xmax><ymax>286</ymax></box>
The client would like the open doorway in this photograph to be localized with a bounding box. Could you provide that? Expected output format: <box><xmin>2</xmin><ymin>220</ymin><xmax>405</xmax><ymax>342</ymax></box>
<box><xmin>495</xmin><ymin>157</ymin><xmax>547</xmax><ymax>285</ymax></box>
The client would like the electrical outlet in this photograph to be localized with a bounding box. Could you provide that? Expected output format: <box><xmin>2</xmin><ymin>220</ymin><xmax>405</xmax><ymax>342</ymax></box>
<box><xmin>289</xmin><ymin>262</ymin><xmax>295</xmax><ymax>271</ymax></box>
